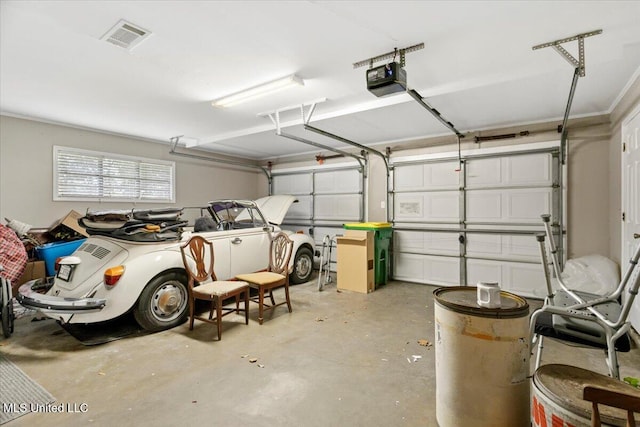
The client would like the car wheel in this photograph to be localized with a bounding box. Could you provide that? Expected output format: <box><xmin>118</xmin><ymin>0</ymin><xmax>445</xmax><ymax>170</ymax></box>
<box><xmin>134</xmin><ymin>271</ymin><xmax>189</xmax><ymax>331</ymax></box>
<box><xmin>291</xmin><ymin>247</ymin><xmax>313</xmax><ymax>284</ymax></box>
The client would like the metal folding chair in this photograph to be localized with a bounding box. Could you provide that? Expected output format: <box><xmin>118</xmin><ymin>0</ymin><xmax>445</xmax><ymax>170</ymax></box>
<box><xmin>530</xmin><ymin>214</ymin><xmax>640</xmax><ymax>379</ymax></box>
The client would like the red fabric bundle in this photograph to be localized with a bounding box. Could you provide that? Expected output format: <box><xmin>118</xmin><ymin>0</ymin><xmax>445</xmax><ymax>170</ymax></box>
<box><xmin>0</xmin><ymin>224</ymin><xmax>28</xmax><ymax>283</ymax></box>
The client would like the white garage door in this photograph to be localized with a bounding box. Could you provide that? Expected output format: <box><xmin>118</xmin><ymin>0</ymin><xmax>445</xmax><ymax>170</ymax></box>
<box><xmin>271</xmin><ymin>163</ymin><xmax>365</xmax><ymax>266</ymax></box>
<box><xmin>391</xmin><ymin>141</ymin><xmax>564</xmax><ymax>298</ymax></box>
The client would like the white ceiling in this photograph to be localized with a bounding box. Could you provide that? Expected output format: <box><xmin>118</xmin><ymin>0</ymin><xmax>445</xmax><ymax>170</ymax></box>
<box><xmin>1</xmin><ymin>1</ymin><xmax>640</xmax><ymax>161</ymax></box>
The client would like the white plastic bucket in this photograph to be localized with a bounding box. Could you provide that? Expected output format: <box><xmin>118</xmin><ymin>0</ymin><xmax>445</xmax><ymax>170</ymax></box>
<box><xmin>434</xmin><ymin>286</ymin><xmax>530</xmax><ymax>427</ymax></box>
<box><xmin>477</xmin><ymin>281</ymin><xmax>501</xmax><ymax>308</ymax></box>
<box><xmin>532</xmin><ymin>364</ymin><xmax>637</xmax><ymax>427</ymax></box>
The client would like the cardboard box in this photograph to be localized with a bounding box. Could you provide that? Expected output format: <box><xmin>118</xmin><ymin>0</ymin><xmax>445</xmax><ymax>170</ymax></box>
<box><xmin>48</xmin><ymin>210</ymin><xmax>89</xmax><ymax>239</ymax></box>
<box><xmin>337</xmin><ymin>230</ymin><xmax>374</xmax><ymax>294</ymax></box>
<box><xmin>13</xmin><ymin>260</ymin><xmax>46</xmax><ymax>293</ymax></box>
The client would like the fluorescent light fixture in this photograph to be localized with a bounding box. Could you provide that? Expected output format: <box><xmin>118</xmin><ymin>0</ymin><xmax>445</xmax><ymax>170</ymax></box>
<box><xmin>211</xmin><ymin>74</ymin><xmax>304</xmax><ymax>107</ymax></box>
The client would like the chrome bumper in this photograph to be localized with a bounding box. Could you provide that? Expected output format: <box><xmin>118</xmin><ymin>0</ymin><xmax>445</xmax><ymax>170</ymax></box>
<box><xmin>17</xmin><ymin>279</ymin><xmax>106</xmax><ymax>314</ymax></box>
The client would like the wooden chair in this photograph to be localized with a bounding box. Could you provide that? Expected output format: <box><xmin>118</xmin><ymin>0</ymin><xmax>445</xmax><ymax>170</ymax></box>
<box><xmin>180</xmin><ymin>235</ymin><xmax>249</xmax><ymax>340</ymax></box>
<box><xmin>235</xmin><ymin>232</ymin><xmax>293</xmax><ymax>325</ymax></box>
<box><xmin>583</xmin><ymin>385</ymin><xmax>640</xmax><ymax>427</ymax></box>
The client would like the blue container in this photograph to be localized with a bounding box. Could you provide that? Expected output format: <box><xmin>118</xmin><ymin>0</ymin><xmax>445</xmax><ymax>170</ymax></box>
<box><xmin>36</xmin><ymin>239</ymin><xmax>87</xmax><ymax>277</ymax></box>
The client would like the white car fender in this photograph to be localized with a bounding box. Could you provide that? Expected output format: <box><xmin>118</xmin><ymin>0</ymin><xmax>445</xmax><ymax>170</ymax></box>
<box><xmin>288</xmin><ymin>232</ymin><xmax>313</xmax><ymax>250</ymax></box>
<box><xmin>70</xmin><ymin>248</ymin><xmax>186</xmax><ymax>324</ymax></box>
<box><xmin>285</xmin><ymin>231</ymin><xmax>316</xmax><ymax>268</ymax></box>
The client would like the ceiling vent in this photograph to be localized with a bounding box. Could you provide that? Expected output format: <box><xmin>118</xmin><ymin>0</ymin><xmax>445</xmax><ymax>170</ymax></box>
<box><xmin>101</xmin><ymin>19</ymin><xmax>151</xmax><ymax>51</ymax></box>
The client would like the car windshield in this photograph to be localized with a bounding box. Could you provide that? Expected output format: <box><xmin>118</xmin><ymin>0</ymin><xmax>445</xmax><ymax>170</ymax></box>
<box><xmin>208</xmin><ymin>201</ymin><xmax>267</xmax><ymax>229</ymax></box>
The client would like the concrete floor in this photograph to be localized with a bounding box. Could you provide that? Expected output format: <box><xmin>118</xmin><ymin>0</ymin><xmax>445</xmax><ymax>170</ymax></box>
<box><xmin>1</xmin><ymin>279</ymin><xmax>639</xmax><ymax>427</ymax></box>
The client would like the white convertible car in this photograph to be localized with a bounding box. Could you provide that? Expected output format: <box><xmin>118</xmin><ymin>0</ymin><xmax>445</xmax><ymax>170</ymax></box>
<box><xmin>18</xmin><ymin>195</ymin><xmax>316</xmax><ymax>331</ymax></box>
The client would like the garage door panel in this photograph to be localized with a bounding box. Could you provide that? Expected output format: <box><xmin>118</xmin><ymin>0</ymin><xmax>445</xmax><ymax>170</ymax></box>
<box><xmin>466</xmin><ymin>188</ymin><xmax>552</xmax><ymax>223</ymax></box>
<box><xmin>466</xmin><ymin>259</ymin><xmax>501</xmax><ymax>284</ymax></box>
<box><xmin>466</xmin><ymin>234</ymin><xmax>539</xmax><ymax>262</ymax></box>
<box><xmin>394</xmin><ymin>192</ymin><xmax>459</xmax><ymax>222</ymax></box>
<box><xmin>430</xmin><ymin>194</ymin><xmax>460</xmax><ymax>220</ymax></box>
<box><xmin>467</xmin><ymin>258</ymin><xmax>546</xmax><ymax>298</ymax></box>
<box><xmin>394</xmin><ymin>254</ymin><xmax>425</xmax><ymax>282</ymax></box>
<box><xmin>393</xmin><ymin>230</ymin><xmax>459</xmax><ymax>256</ymax></box>
<box><xmin>466</xmin><ymin>153</ymin><xmax>552</xmax><ymax>188</ymax></box>
<box><xmin>507</xmin><ymin>189</ymin><xmax>551</xmax><ymax>222</ymax></box>
<box><xmin>466</xmin><ymin>157</ymin><xmax>502</xmax><ymax>186</ymax></box>
<box><xmin>314</xmin><ymin>194</ymin><xmax>361</xmax><ymax>221</ymax></box>
<box><xmin>394</xmin><ymin>161</ymin><xmax>459</xmax><ymax>191</ymax></box>
<box><xmin>466</xmin><ymin>191</ymin><xmax>502</xmax><ymax>221</ymax></box>
<box><xmin>315</xmin><ymin>169</ymin><xmax>361</xmax><ymax>194</ymax></box>
<box><xmin>272</xmin><ymin>174</ymin><xmax>312</xmax><ymax>194</ymax></box>
<box><xmin>393</xmin><ymin>253</ymin><xmax>460</xmax><ymax>286</ymax></box>
<box><xmin>507</xmin><ymin>153</ymin><xmax>552</xmax><ymax>186</ymax></box>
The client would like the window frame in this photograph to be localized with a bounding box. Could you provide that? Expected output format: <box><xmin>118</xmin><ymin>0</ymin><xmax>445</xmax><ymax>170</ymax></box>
<box><xmin>53</xmin><ymin>145</ymin><xmax>176</xmax><ymax>203</ymax></box>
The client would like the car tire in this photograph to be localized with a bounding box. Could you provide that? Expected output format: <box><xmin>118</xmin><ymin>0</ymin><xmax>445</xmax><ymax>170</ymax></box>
<box><xmin>134</xmin><ymin>271</ymin><xmax>189</xmax><ymax>332</ymax></box>
<box><xmin>291</xmin><ymin>247</ymin><xmax>313</xmax><ymax>284</ymax></box>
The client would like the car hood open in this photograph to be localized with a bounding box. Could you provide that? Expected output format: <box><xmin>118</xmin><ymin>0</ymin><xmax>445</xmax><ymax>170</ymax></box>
<box><xmin>254</xmin><ymin>195</ymin><xmax>297</xmax><ymax>225</ymax></box>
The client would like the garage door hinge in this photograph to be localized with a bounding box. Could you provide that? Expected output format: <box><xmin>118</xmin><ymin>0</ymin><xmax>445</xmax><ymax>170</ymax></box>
<box><xmin>623</xmin><ymin>142</ymin><xmax>626</xmax><ymax>152</ymax></box>
<box><xmin>622</xmin><ymin>212</ymin><xmax>626</xmax><ymax>221</ymax></box>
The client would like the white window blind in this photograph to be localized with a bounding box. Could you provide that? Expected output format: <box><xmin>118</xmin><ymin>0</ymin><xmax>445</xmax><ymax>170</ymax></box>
<box><xmin>54</xmin><ymin>146</ymin><xmax>175</xmax><ymax>203</ymax></box>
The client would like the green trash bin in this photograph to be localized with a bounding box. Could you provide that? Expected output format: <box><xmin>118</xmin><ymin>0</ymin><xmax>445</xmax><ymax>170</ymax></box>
<box><xmin>343</xmin><ymin>222</ymin><xmax>393</xmax><ymax>286</ymax></box>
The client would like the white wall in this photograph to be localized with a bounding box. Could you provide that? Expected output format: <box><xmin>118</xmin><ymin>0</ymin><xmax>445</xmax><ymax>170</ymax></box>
<box><xmin>0</xmin><ymin>116</ymin><xmax>265</xmax><ymax>228</ymax></box>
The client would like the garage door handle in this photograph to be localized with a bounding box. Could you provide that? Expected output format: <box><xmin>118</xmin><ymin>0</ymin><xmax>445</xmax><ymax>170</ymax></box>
<box><xmin>231</xmin><ymin>238</ymin><xmax>242</xmax><ymax>244</ymax></box>
<box><xmin>634</xmin><ymin>233</ymin><xmax>640</xmax><ymax>239</ymax></box>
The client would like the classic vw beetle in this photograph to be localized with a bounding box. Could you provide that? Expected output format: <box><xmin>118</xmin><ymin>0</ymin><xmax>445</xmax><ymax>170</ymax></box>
<box><xmin>18</xmin><ymin>195</ymin><xmax>316</xmax><ymax>331</ymax></box>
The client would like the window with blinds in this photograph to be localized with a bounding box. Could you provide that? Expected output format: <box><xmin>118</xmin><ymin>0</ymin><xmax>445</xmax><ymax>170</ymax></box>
<box><xmin>54</xmin><ymin>146</ymin><xmax>175</xmax><ymax>203</ymax></box>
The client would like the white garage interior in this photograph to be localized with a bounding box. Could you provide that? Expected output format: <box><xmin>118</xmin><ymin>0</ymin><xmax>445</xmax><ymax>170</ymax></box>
<box><xmin>1</xmin><ymin>1</ymin><xmax>640</xmax><ymax>426</ymax></box>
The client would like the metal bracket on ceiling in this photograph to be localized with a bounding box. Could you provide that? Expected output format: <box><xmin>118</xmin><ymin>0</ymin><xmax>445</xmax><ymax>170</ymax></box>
<box><xmin>266</xmin><ymin>107</ymin><xmax>368</xmax><ymax>176</ymax></box>
<box><xmin>532</xmin><ymin>29</ymin><xmax>602</xmax><ymax>164</ymax></box>
<box><xmin>257</xmin><ymin>98</ymin><xmax>327</xmax><ymax>120</ymax></box>
<box><xmin>302</xmin><ymin>104</ymin><xmax>390</xmax><ymax>177</ymax></box>
<box><xmin>169</xmin><ymin>135</ymin><xmax>181</xmax><ymax>152</ymax></box>
<box><xmin>168</xmin><ymin>135</ymin><xmax>272</xmax><ymax>180</ymax></box>
<box><xmin>532</xmin><ymin>29</ymin><xmax>602</xmax><ymax>77</ymax></box>
<box><xmin>353</xmin><ymin>42</ymin><xmax>425</xmax><ymax>69</ymax></box>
